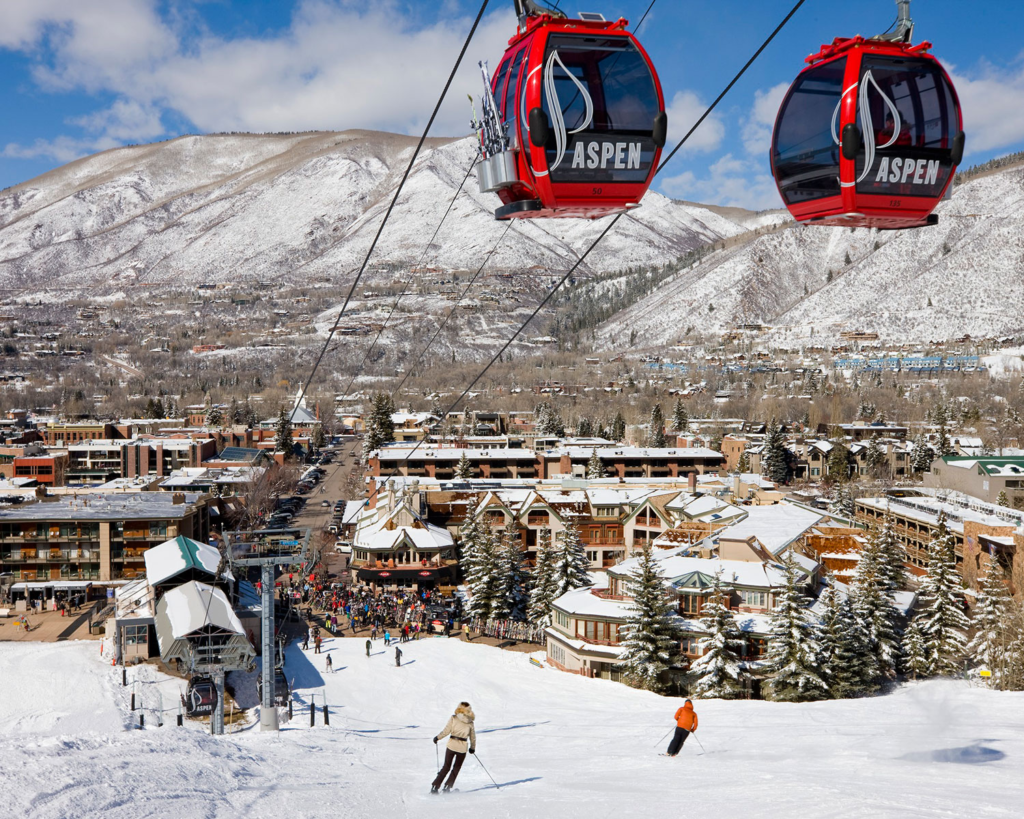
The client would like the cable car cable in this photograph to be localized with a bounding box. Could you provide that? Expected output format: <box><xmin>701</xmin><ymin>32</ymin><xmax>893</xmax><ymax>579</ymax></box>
<box><xmin>337</xmin><ymin>155</ymin><xmax>481</xmax><ymax>405</ymax></box>
<box><xmin>368</xmin><ymin>0</ymin><xmax>807</xmax><ymax>494</ymax></box>
<box><xmin>390</xmin><ymin>220</ymin><xmax>515</xmax><ymax>399</ymax></box>
<box><xmin>633</xmin><ymin>0</ymin><xmax>657</xmax><ymax>33</ymax></box>
<box><xmin>657</xmin><ymin>0</ymin><xmax>807</xmax><ymax>175</ymax></box>
<box><xmin>290</xmin><ymin>0</ymin><xmax>491</xmax><ymax>418</ymax></box>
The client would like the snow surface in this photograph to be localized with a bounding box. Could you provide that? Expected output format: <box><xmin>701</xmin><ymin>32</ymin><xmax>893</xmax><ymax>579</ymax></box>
<box><xmin>2</xmin><ymin>639</ymin><xmax>1024</xmax><ymax>818</ymax></box>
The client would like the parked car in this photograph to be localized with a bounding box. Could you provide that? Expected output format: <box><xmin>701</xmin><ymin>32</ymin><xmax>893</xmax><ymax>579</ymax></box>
<box><xmin>321</xmin><ymin>500</ymin><xmax>331</xmax><ymax>507</ymax></box>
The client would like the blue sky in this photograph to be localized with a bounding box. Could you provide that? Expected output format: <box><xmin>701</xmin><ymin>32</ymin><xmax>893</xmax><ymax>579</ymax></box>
<box><xmin>1</xmin><ymin>0</ymin><xmax>1022</xmax><ymax>209</ymax></box>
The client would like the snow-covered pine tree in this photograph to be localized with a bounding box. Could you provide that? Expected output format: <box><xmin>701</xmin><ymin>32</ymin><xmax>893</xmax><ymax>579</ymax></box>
<box><xmin>865</xmin><ymin>435</ymin><xmax>887</xmax><ymax>478</ymax></box>
<box><xmin>826</xmin><ymin>440</ymin><xmax>851</xmax><ymax>483</ymax></box>
<box><xmin>311</xmin><ymin>423</ymin><xmax>327</xmax><ymax>451</ymax></box>
<box><xmin>454</xmin><ymin>452</ymin><xmax>473</xmax><ymax>480</ymax></box>
<box><xmin>586</xmin><ymin>448</ymin><xmax>604</xmax><ymax>480</ymax></box>
<box><xmin>672</xmin><ymin>398</ymin><xmax>689</xmax><ymax>433</ymax></box>
<box><xmin>647</xmin><ymin>404</ymin><xmax>666</xmax><ymax>447</ymax></box>
<box><xmin>910</xmin><ymin>432</ymin><xmax>934</xmax><ymax>474</ymax></box>
<box><xmin>493</xmin><ymin>522</ymin><xmax>528</xmax><ymax>621</ymax></box>
<box><xmin>828</xmin><ymin>482</ymin><xmax>855</xmax><ymax>519</ymax></box>
<box><xmin>875</xmin><ymin>514</ymin><xmax>909</xmax><ymax>594</ymax></box>
<box><xmin>575</xmin><ymin>416</ymin><xmax>593</xmax><ymax>437</ymax></box>
<box><xmin>901</xmin><ymin>618</ymin><xmax>929</xmax><ymax>680</ymax></box>
<box><xmin>229</xmin><ymin>397</ymin><xmax>242</xmax><ymax>425</ymax></box>
<box><xmin>206</xmin><ymin>403</ymin><xmax>223</xmax><ymax>428</ymax></box>
<box><xmin>466</xmin><ymin>527</ymin><xmax>501</xmax><ymax>620</ymax></box>
<box><xmin>458</xmin><ymin>497</ymin><xmax>482</xmax><ymax>579</ymax></box>
<box><xmin>918</xmin><ymin>513</ymin><xmax>969</xmax><ymax>675</ymax></box>
<box><xmin>763</xmin><ymin>554</ymin><xmax>829</xmax><ymax>702</ymax></box>
<box><xmin>819</xmin><ymin>585</ymin><xmax>874</xmax><ymax>698</ymax></box>
<box><xmin>554</xmin><ymin>522</ymin><xmax>591</xmax><ymax>595</ymax></box>
<box><xmin>737</xmin><ymin>449</ymin><xmax>750</xmax><ymax>473</ymax></box>
<box><xmin>528</xmin><ymin>528</ymin><xmax>560</xmax><ymax>625</ymax></box>
<box><xmin>996</xmin><ymin>490</ymin><xmax>1010</xmax><ymax>507</ymax></box>
<box><xmin>852</xmin><ymin>527</ymin><xmax>901</xmax><ymax>681</ymax></box>
<box><xmin>967</xmin><ymin>567</ymin><xmax>1012</xmax><ymax>682</ymax></box>
<box><xmin>274</xmin><ymin>408</ymin><xmax>294</xmax><ymax>457</ymax></box>
<box><xmin>365</xmin><ymin>392</ymin><xmax>396</xmax><ymax>455</ymax></box>
<box><xmin>762</xmin><ymin>418</ymin><xmax>789</xmax><ymax>485</ymax></box>
<box><xmin>690</xmin><ymin>572</ymin><xmax>746</xmax><ymax>699</ymax></box>
<box><xmin>619</xmin><ymin>542</ymin><xmax>678</xmax><ymax>693</ymax></box>
<box><xmin>611</xmin><ymin>411</ymin><xmax>626</xmax><ymax>442</ymax></box>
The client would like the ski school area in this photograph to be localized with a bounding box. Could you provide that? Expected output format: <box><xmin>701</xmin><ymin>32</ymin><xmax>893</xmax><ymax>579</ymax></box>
<box><xmin>1</xmin><ymin>636</ymin><xmax>1023</xmax><ymax>818</ymax></box>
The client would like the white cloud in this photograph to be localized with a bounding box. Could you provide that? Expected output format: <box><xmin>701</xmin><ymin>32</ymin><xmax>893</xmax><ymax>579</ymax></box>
<box><xmin>947</xmin><ymin>60</ymin><xmax>1024</xmax><ymax>155</ymax></box>
<box><xmin>742</xmin><ymin>81</ymin><xmax>788</xmax><ymax>156</ymax></box>
<box><xmin>0</xmin><ymin>0</ymin><xmax>515</xmax><ymax>155</ymax></box>
<box><xmin>664</xmin><ymin>90</ymin><xmax>725</xmax><ymax>154</ymax></box>
<box><xmin>659</xmin><ymin>153</ymin><xmax>782</xmax><ymax>211</ymax></box>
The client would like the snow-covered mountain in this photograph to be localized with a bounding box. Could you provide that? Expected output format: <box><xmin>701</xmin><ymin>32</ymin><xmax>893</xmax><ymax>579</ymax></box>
<box><xmin>1</xmin><ymin>130</ymin><xmax>1020</xmax><ymax>345</ymax></box>
<box><xmin>0</xmin><ymin>131</ymin><xmax>746</xmax><ymax>294</ymax></box>
<box><xmin>597</xmin><ymin>163</ymin><xmax>1024</xmax><ymax>347</ymax></box>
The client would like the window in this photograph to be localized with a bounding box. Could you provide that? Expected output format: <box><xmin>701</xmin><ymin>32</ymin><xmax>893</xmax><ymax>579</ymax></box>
<box><xmin>740</xmin><ymin>590</ymin><xmax>768</xmax><ymax>609</ymax></box>
<box><xmin>124</xmin><ymin>624</ymin><xmax>148</xmax><ymax>646</ymax></box>
<box><xmin>681</xmin><ymin>636</ymin><xmax>700</xmax><ymax>656</ymax></box>
<box><xmin>773</xmin><ymin>58</ymin><xmax>846</xmax><ymax>204</ymax></box>
<box><xmin>540</xmin><ymin>34</ymin><xmax>661</xmax><ymax>184</ymax></box>
<box><xmin>586</xmin><ymin>550</ymin><xmax>598</xmax><ymax>563</ymax></box>
<box><xmin>550</xmin><ymin>642</ymin><xmax>566</xmax><ymax>666</ymax></box>
<box><xmin>680</xmin><ymin>595</ymin><xmax>703</xmax><ymax>615</ymax></box>
<box><xmin>855</xmin><ymin>55</ymin><xmax>959</xmax><ymax>198</ymax></box>
<box><xmin>554</xmin><ymin>609</ymin><xmax>570</xmax><ymax>630</ymax></box>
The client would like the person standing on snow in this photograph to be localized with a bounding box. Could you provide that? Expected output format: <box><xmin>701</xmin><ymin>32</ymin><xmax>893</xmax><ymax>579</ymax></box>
<box><xmin>365</xmin><ymin>639</ymin><xmax>372</xmax><ymax>657</ymax></box>
<box><xmin>666</xmin><ymin>699</ymin><xmax>698</xmax><ymax>756</ymax></box>
<box><xmin>395</xmin><ymin>646</ymin><xmax>402</xmax><ymax>667</ymax></box>
<box><xmin>326</xmin><ymin>654</ymin><xmax>333</xmax><ymax>673</ymax></box>
<box><xmin>431</xmin><ymin>702</ymin><xmax>476</xmax><ymax>793</ymax></box>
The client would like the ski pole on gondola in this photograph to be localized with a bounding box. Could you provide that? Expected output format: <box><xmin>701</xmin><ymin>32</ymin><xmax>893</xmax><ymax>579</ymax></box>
<box><xmin>473</xmin><ymin>754</ymin><xmax>501</xmax><ymax>790</ymax></box>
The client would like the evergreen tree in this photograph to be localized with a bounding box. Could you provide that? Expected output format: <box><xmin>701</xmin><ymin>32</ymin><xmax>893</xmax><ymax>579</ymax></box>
<box><xmin>493</xmin><ymin>522</ymin><xmax>528</xmax><ymax>621</ymax></box>
<box><xmin>690</xmin><ymin>572</ymin><xmax>746</xmax><ymax>698</ymax></box>
<box><xmin>273</xmin><ymin>408</ymin><xmax>294</xmax><ymax>457</ymax></box>
<box><xmin>762</xmin><ymin>418</ymin><xmax>789</xmax><ymax>485</ymax></box>
<box><xmin>819</xmin><ymin>585</ymin><xmax>874</xmax><ymax>698</ymax></box>
<box><xmin>206</xmin><ymin>403</ymin><xmax>223</xmax><ymax>428</ymax></box>
<box><xmin>619</xmin><ymin>542</ymin><xmax>678</xmax><ymax>693</ymax></box>
<box><xmin>611</xmin><ymin>411</ymin><xmax>626</xmax><ymax>442</ymax></box>
<box><xmin>826</xmin><ymin>440</ymin><xmax>852</xmax><ymax>483</ymax></box>
<box><xmin>865</xmin><ymin>435</ymin><xmax>887</xmax><ymax>478</ymax></box>
<box><xmin>365</xmin><ymin>392</ymin><xmax>396</xmax><ymax>454</ymax></box>
<box><xmin>229</xmin><ymin>397</ymin><xmax>242</xmax><ymax>425</ymax></box>
<box><xmin>458</xmin><ymin>497</ymin><xmax>483</xmax><ymax>579</ymax></box>
<box><xmin>737</xmin><ymin>449</ymin><xmax>750</xmax><ymax>473</ymax></box>
<box><xmin>535</xmin><ymin>402</ymin><xmax>565</xmax><ymax>437</ymax></box>
<box><xmin>918</xmin><ymin>514</ymin><xmax>969</xmax><ymax>675</ymax></box>
<box><xmin>454</xmin><ymin>452</ymin><xmax>473</xmax><ymax>480</ymax></box>
<box><xmin>901</xmin><ymin>618</ymin><xmax>929</xmax><ymax>680</ymax></box>
<box><xmin>875</xmin><ymin>515</ymin><xmax>909</xmax><ymax>594</ymax></box>
<box><xmin>851</xmin><ymin>530</ymin><xmax>900</xmax><ymax>682</ymax></box>
<box><xmin>575</xmin><ymin>416</ymin><xmax>594</xmax><ymax>438</ymax></box>
<box><xmin>554</xmin><ymin>523</ymin><xmax>592</xmax><ymax>595</ymax></box>
<box><xmin>672</xmin><ymin>398</ymin><xmax>689</xmax><ymax>433</ymax></box>
<box><xmin>586</xmin><ymin>448</ymin><xmax>604</xmax><ymax>480</ymax></box>
<box><xmin>763</xmin><ymin>555</ymin><xmax>828</xmax><ymax>702</ymax></box>
<box><xmin>311</xmin><ymin>423</ymin><xmax>327</xmax><ymax>451</ymax></box>
<box><xmin>911</xmin><ymin>432</ymin><xmax>934</xmax><ymax>474</ymax></box>
<box><xmin>244</xmin><ymin>400</ymin><xmax>259</xmax><ymax>427</ymax></box>
<box><xmin>996</xmin><ymin>490</ymin><xmax>1010</xmax><ymax>507</ymax></box>
<box><xmin>967</xmin><ymin>568</ymin><xmax>1012</xmax><ymax>681</ymax></box>
<box><xmin>528</xmin><ymin>528</ymin><xmax>560</xmax><ymax>625</ymax></box>
<box><xmin>152</xmin><ymin>398</ymin><xmax>165</xmax><ymax>419</ymax></box>
<box><xmin>466</xmin><ymin>527</ymin><xmax>501</xmax><ymax>620</ymax></box>
<box><xmin>828</xmin><ymin>483</ymin><xmax>855</xmax><ymax>518</ymax></box>
<box><xmin>647</xmin><ymin>404</ymin><xmax>666</xmax><ymax>447</ymax></box>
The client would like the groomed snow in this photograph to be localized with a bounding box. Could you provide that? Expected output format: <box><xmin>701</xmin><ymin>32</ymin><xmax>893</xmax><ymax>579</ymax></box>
<box><xmin>2</xmin><ymin>639</ymin><xmax>1023</xmax><ymax>818</ymax></box>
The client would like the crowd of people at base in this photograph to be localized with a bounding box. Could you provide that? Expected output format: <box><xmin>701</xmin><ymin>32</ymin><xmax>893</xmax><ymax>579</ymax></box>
<box><xmin>271</xmin><ymin>569</ymin><xmax>463</xmax><ymax>639</ymax></box>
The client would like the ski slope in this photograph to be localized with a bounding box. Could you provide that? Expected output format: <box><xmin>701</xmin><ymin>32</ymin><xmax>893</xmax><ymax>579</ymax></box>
<box><xmin>2</xmin><ymin>638</ymin><xmax>1023</xmax><ymax>818</ymax></box>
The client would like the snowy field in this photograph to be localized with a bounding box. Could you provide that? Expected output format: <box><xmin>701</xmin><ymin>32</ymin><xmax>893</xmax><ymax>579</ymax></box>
<box><xmin>2</xmin><ymin>638</ymin><xmax>1023</xmax><ymax>819</ymax></box>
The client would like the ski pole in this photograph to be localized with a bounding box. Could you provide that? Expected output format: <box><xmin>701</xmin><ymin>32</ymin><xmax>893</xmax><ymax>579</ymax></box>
<box><xmin>693</xmin><ymin>733</ymin><xmax>706</xmax><ymax>754</ymax></box>
<box><xmin>473</xmin><ymin>753</ymin><xmax>501</xmax><ymax>790</ymax></box>
<box><xmin>654</xmin><ymin>726</ymin><xmax>673</xmax><ymax>748</ymax></box>
<box><xmin>435</xmin><ymin>741</ymin><xmax>440</xmax><ymax>773</ymax></box>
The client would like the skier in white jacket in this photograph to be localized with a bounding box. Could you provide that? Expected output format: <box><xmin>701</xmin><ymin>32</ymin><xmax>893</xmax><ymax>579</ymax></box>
<box><xmin>431</xmin><ymin>702</ymin><xmax>476</xmax><ymax>793</ymax></box>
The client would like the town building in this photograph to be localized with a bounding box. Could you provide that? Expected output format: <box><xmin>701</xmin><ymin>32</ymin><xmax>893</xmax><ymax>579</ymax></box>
<box><xmin>924</xmin><ymin>456</ymin><xmax>1024</xmax><ymax>509</ymax></box>
<box><xmin>0</xmin><ymin>492</ymin><xmax>211</xmax><ymax>583</ymax></box>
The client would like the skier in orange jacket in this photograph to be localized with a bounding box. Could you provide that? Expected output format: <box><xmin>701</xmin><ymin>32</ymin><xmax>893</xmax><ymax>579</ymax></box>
<box><xmin>666</xmin><ymin>699</ymin><xmax>698</xmax><ymax>756</ymax></box>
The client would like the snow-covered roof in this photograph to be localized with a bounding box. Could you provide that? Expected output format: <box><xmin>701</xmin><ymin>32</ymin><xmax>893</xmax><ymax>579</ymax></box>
<box><xmin>550</xmin><ymin>446</ymin><xmax>724</xmax><ymax>460</ymax></box>
<box><xmin>159</xmin><ymin>580</ymin><xmax>245</xmax><ymax>638</ymax></box>
<box><xmin>718</xmin><ymin>505</ymin><xmax>823</xmax><ymax>554</ymax></box>
<box><xmin>544</xmin><ymin>627</ymin><xmax>628</xmax><ymax>658</ymax></box>
<box><xmin>144</xmin><ymin>535</ymin><xmax>221</xmax><ymax>586</ymax></box>
<box><xmin>364</xmin><ymin>524</ymin><xmax>453</xmax><ymax>553</ymax></box>
<box><xmin>551</xmin><ymin>586</ymin><xmax>628</xmax><ymax>618</ymax></box>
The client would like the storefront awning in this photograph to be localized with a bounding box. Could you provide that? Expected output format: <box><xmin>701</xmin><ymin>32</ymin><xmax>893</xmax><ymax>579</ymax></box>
<box><xmin>356</xmin><ymin>566</ymin><xmax>452</xmax><ymax>582</ymax></box>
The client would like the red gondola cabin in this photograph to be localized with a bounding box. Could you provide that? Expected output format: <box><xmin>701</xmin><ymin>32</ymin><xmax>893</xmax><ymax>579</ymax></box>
<box><xmin>771</xmin><ymin>35</ymin><xmax>964</xmax><ymax>230</ymax></box>
<box><xmin>476</xmin><ymin>2</ymin><xmax>666</xmax><ymax>220</ymax></box>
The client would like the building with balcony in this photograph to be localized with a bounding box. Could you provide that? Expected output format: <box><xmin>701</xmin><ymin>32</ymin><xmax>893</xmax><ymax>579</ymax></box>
<box><xmin>924</xmin><ymin>456</ymin><xmax>1024</xmax><ymax>510</ymax></box>
<box><xmin>0</xmin><ymin>492</ymin><xmax>210</xmax><ymax>584</ymax></box>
